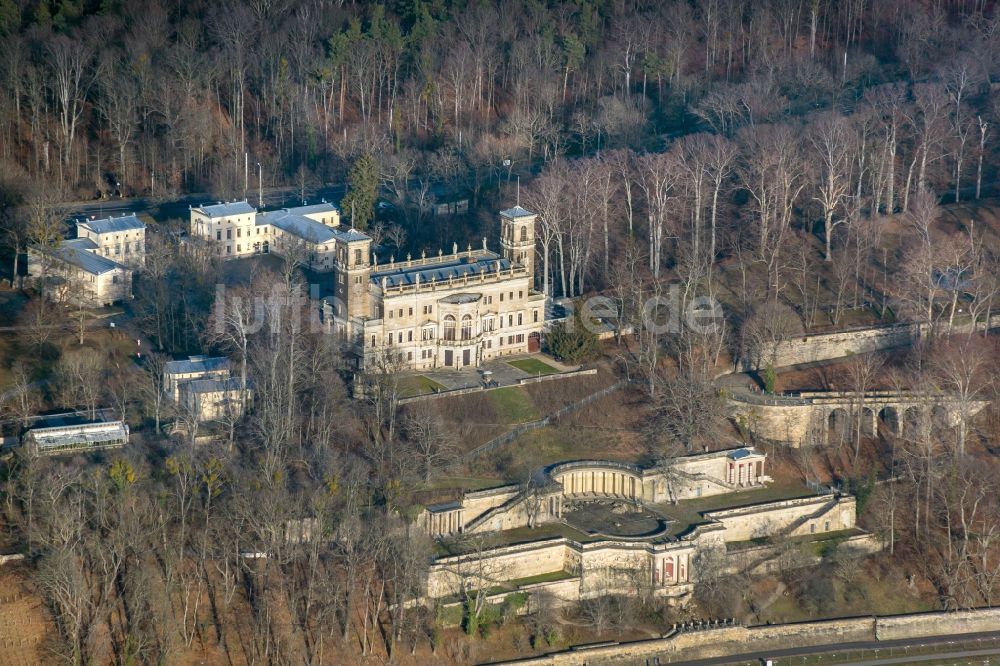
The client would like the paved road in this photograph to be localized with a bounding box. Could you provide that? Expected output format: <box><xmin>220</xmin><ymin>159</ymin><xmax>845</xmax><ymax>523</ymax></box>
<box><xmin>846</xmin><ymin>646</ymin><xmax>1000</xmax><ymax>665</ymax></box>
<box><xmin>64</xmin><ymin>184</ymin><xmax>347</xmax><ymax>224</ymax></box>
<box><xmin>669</xmin><ymin>630</ymin><xmax>1000</xmax><ymax>666</ymax></box>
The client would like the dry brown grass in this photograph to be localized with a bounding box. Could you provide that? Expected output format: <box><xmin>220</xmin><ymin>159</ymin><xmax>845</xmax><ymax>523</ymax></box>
<box><xmin>0</xmin><ymin>565</ymin><xmax>51</xmax><ymax>666</ymax></box>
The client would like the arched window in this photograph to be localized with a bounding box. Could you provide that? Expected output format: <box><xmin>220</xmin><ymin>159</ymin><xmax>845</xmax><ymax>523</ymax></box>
<box><xmin>443</xmin><ymin>315</ymin><xmax>456</xmax><ymax>341</ymax></box>
<box><xmin>520</xmin><ymin>225</ymin><xmax>528</xmax><ymax>242</ymax></box>
<box><xmin>461</xmin><ymin>314</ymin><xmax>473</xmax><ymax>340</ymax></box>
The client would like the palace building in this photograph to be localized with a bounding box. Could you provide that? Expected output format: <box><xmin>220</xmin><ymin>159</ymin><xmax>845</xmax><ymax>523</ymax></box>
<box><xmin>322</xmin><ymin>206</ymin><xmax>546</xmax><ymax>371</ymax></box>
<box><xmin>189</xmin><ymin>201</ymin><xmax>546</xmax><ymax>371</ymax></box>
<box><xmin>187</xmin><ymin>200</ymin><xmax>345</xmax><ymax>270</ymax></box>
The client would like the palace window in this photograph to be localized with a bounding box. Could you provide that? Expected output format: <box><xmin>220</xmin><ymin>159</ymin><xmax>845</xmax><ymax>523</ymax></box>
<box><xmin>461</xmin><ymin>315</ymin><xmax>473</xmax><ymax>340</ymax></box>
<box><xmin>443</xmin><ymin>316</ymin><xmax>456</xmax><ymax>341</ymax></box>
<box><xmin>520</xmin><ymin>226</ymin><xmax>528</xmax><ymax>242</ymax></box>
<box><xmin>533</xmin><ymin>310</ymin><xmax>539</xmax><ymax>323</ymax></box>
<box><xmin>517</xmin><ymin>313</ymin><xmax>522</xmax><ymax>325</ymax></box>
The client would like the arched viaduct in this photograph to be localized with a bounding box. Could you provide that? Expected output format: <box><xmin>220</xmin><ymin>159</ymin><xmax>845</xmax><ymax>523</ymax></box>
<box><xmin>731</xmin><ymin>389</ymin><xmax>988</xmax><ymax>447</ymax></box>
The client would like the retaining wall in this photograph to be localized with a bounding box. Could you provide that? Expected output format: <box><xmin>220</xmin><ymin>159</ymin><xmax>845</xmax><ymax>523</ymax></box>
<box><xmin>876</xmin><ymin>607</ymin><xmax>1000</xmax><ymax>640</ymax></box>
<box><xmin>495</xmin><ymin>617</ymin><xmax>875</xmax><ymax>664</ymax></box>
<box><xmin>746</xmin><ymin>315</ymin><xmax>1000</xmax><ymax>372</ymax></box>
<box><xmin>494</xmin><ymin>605</ymin><xmax>1000</xmax><ymax>664</ymax></box>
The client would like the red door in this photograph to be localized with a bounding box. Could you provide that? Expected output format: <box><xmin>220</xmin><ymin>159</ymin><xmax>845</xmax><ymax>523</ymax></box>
<box><xmin>528</xmin><ymin>332</ymin><xmax>541</xmax><ymax>352</ymax></box>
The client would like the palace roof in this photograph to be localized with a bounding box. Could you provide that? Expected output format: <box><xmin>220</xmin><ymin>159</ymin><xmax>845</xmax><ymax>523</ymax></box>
<box><xmin>52</xmin><ymin>244</ymin><xmax>124</xmax><ymax>275</ymax></box>
<box><xmin>78</xmin><ymin>214</ymin><xmax>146</xmax><ymax>234</ymax></box>
<box><xmin>164</xmin><ymin>355</ymin><xmax>230</xmax><ymax>376</ymax></box>
<box><xmin>500</xmin><ymin>205</ymin><xmax>535</xmax><ymax>218</ymax></box>
<box><xmin>261</xmin><ymin>209</ymin><xmax>369</xmax><ymax>243</ymax></box>
<box><xmin>193</xmin><ymin>201</ymin><xmax>256</xmax><ymax>218</ymax></box>
<box><xmin>372</xmin><ymin>252</ymin><xmax>512</xmax><ymax>288</ymax></box>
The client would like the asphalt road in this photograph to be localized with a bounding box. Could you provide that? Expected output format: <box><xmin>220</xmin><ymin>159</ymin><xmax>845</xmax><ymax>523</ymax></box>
<box><xmin>667</xmin><ymin>630</ymin><xmax>1000</xmax><ymax>666</ymax></box>
<box><xmin>65</xmin><ymin>184</ymin><xmax>347</xmax><ymax>224</ymax></box>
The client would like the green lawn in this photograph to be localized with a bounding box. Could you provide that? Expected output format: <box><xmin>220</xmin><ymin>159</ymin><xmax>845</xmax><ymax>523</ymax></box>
<box><xmin>398</xmin><ymin>374</ymin><xmax>446</xmax><ymax>398</ymax></box>
<box><xmin>436</xmin><ymin>523</ymin><xmax>597</xmax><ymax>556</ymax></box>
<box><xmin>507</xmin><ymin>357</ymin><xmax>559</xmax><ymax>375</ymax></box>
<box><xmin>488</xmin><ymin>387</ymin><xmax>540</xmax><ymax>423</ymax></box>
<box><xmin>654</xmin><ymin>482</ymin><xmax>819</xmax><ymax>537</ymax></box>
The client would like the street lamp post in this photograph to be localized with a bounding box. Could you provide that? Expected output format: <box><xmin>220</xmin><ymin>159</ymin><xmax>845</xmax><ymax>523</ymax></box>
<box><xmin>257</xmin><ymin>162</ymin><xmax>263</xmax><ymax>208</ymax></box>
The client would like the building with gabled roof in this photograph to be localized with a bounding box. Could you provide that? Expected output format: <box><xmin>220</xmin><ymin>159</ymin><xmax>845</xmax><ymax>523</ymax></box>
<box><xmin>163</xmin><ymin>355</ymin><xmax>251</xmax><ymax>423</ymax></box>
<box><xmin>75</xmin><ymin>214</ymin><xmax>147</xmax><ymax>267</ymax></box>
<box><xmin>164</xmin><ymin>355</ymin><xmax>231</xmax><ymax>400</ymax></box>
<box><xmin>188</xmin><ymin>200</ymin><xmax>342</xmax><ymax>264</ymax></box>
<box><xmin>27</xmin><ymin>237</ymin><xmax>133</xmax><ymax>307</ymax></box>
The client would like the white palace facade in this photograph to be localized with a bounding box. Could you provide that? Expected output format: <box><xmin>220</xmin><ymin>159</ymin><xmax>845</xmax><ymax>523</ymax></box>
<box><xmin>322</xmin><ymin>206</ymin><xmax>546</xmax><ymax>371</ymax></box>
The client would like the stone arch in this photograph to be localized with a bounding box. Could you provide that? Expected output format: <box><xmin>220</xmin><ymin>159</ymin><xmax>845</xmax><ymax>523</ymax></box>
<box><xmin>827</xmin><ymin>408</ymin><xmax>849</xmax><ymax>445</ymax></box>
<box><xmin>931</xmin><ymin>404</ymin><xmax>950</xmax><ymax>431</ymax></box>
<box><xmin>903</xmin><ymin>406</ymin><xmax>923</xmax><ymax>437</ymax></box>
<box><xmin>879</xmin><ymin>406</ymin><xmax>899</xmax><ymax>435</ymax></box>
<box><xmin>861</xmin><ymin>407</ymin><xmax>877</xmax><ymax>437</ymax></box>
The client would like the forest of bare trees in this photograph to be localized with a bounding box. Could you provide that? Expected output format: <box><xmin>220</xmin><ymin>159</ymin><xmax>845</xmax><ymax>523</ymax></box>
<box><xmin>0</xmin><ymin>0</ymin><xmax>996</xmax><ymax>203</ymax></box>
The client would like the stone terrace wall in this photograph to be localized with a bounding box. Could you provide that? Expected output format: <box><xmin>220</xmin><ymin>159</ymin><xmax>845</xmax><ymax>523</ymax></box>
<box><xmin>427</xmin><ymin>540</ymin><xmax>571</xmax><ymax>598</ymax></box>
<box><xmin>496</xmin><ymin>606</ymin><xmax>1000</xmax><ymax>664</ymax></box>
<box><xmin>704</xmin><ymin>495</ymin><xmax>852</xmax><ymax>542</ymax></box>
<box><xmin>876</xmin><ymin>607</ymin><xmax>1000</xmax><ymax>640</ymax></box>
<box><xmin>745</xmin><ymin>315</ymin><xmax>1000</xmax><ymax>372</ymax></box>
<box><xmin>752</xmin><ymin>324</ymin><xmax>918</xmax><ymax>370</ymax></box>
<box><xmin>497</xmin><ymin>617</ymin><xmax>875</xmax><ymax>664</ymax></box>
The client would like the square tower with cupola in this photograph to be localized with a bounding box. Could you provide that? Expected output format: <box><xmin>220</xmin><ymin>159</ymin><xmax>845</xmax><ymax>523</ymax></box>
<box><xmin>499</xmin><ymin>206</ymin><xmax>537</xmax><ymax>289</ymax></box>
